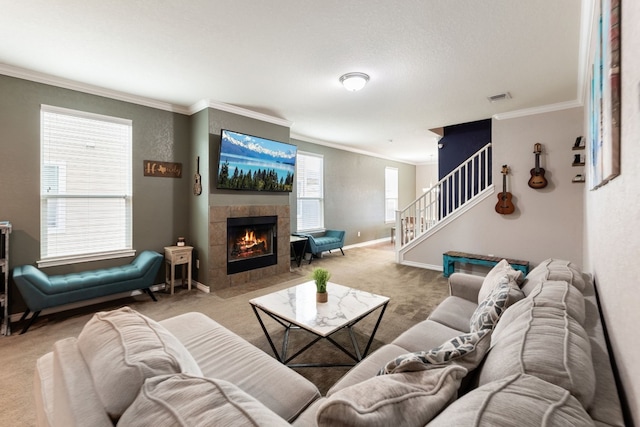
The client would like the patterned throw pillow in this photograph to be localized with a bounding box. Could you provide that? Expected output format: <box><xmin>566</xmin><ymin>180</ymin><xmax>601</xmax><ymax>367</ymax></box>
<box><xmin>469</xmin><ymin>277</ymin><xmax>511</xmax><ymax>333</ymax></box>
<box><xmin>379</xmin><ymin>329</ymin><xmax>491</xmax><ymax>375</ymax></box>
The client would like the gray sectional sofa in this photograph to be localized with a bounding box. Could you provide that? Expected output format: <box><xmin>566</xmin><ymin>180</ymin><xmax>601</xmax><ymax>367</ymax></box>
<box><xmin>33</xmin><ymin>259</ymin><xmax>625</xmax><ymax>426</ymax></box>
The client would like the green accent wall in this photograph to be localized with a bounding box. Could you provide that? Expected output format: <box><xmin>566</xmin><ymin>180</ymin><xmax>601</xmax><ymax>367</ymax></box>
<box><xmin>0</xmin><ymin>74</ymin><xmax>191</xmax><ymax>310</ymax></box>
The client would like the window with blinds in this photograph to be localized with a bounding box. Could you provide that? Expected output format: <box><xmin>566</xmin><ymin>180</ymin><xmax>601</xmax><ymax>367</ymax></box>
<box><xmin>40</xmin><ymin>105</ymin><xmax>133</xmax><ymax>266</ymax></box>
<box><xmin>385</xmin><ymin>167</ymin><xmax>398</xmax><ymax>223</ymax></box>
<box><xmin>296</xmin><ymin>152</ymin><xmax>324</xmax><ymax>232</ymax></box>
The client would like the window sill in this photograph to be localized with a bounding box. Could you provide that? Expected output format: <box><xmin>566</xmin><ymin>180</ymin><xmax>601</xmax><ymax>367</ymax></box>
<box><xmin>37</xmin><ymin>249</ymin><xmax>136</xmax><ymax>268</ymax></box>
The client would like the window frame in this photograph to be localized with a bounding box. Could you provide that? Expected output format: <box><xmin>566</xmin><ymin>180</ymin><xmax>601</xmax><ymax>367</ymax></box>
<box><xmin>385</xmin><ymin>166</ymin><xmax>399</xmax><ymax>223</ymax></box>
<box><xmin>296</xmin><ymin>151</ymin><xmax>324</xmax><ymax>233</ymax></box>
<box><xmin>39</xmin><ymin>105</ymin><xmax>134</xmax><ymax>267</ymax></box>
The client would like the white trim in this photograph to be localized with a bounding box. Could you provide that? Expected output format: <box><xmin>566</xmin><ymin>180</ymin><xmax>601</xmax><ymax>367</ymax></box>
<box><xmin>399</xmin><ymin>260</ymin><xmax>443</xmax><ymax>272</ymax></box>
<box><xmin>37</xmin><ymin>249</ymin><xmax>136</xmax><ymax>268</ymax></box>
<box><xmin>41</xmin><ymin>104</ymin><xmax>132</xmax><ymax>126</ymax></box>
<box><xmin>290</xmin><ymin>132</ymin><xmax>416</xmax><ymax>166</ymax></box>
<box><xmin>493</xmin><ymin>100</ymin><xmax>582</xmax><ymax>121</ymax></box>
<box><xmin>189</xmin><ymin>99</ymin><xmax>293</xmax><ymax>128</ymax></box>
<box><xmin>0</xmin><ymin>63</ymin><xmax>190</xmax><ymax>114</ymax></box>
<box><xmin>343</xmin><ymin>237</ymin><xmax>390</xmax><ymax>250</ymax></box>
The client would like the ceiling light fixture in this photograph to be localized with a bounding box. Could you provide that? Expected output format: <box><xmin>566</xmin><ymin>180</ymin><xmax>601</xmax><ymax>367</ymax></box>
<box><xmin>340</xmin><ymin>72</ymin><xmax>370</xmax><ymax>91</ymax></box>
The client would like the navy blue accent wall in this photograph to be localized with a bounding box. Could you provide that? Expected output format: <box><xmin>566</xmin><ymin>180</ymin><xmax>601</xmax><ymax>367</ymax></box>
<box><xmin>438</xmin><ymin>118</ymin><xmax>492</xmax><ymax>179</ymax></box>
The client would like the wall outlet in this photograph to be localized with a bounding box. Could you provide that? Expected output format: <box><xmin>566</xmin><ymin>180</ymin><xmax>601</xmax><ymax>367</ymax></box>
<box><xmin>196</xmin><ymin>259</ymin><xmax>200</xmax><ymax>269</ymax></box>
<box><xmin>357</xmin><ymin>231</ymin><xmax>361</xmax><ymax>237</ymax></box>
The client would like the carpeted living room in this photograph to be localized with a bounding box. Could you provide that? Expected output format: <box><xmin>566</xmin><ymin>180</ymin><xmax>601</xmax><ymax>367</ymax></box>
<box><xmin>1</xmin><ymin>1</ymin><xmax>639</xmax><ymax>426</ymax></box>
<box><xmin>0</xmin><ymin>244</ymin><xmax>450</xmax><ymax>426</ymax></box>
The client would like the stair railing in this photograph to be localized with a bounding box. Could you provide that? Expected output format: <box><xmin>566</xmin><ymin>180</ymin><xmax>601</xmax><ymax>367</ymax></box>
<box><xmin>396</xmin><ymin>143</ymin><xmax>492</xmax><ymax>248</ymax></box>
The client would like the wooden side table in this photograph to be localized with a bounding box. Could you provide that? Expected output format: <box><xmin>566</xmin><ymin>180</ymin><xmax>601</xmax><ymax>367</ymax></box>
<box><xmin>164</xmin><ymin>246</ymin><xmax>193</xmax><ymax>294</ymax></box>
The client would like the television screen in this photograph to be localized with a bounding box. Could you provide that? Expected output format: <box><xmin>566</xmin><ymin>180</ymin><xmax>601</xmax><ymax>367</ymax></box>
<box><xmin>216</xmin><ymin>129</ymin><xmax>297</xmax><ymax>192</ymax></box>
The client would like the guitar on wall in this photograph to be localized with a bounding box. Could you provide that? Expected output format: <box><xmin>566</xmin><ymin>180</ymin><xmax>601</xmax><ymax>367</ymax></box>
<box><xmin>528</xmin><ymin>143</ymin><xmax>548</xmax><ymax>189</ymax></box>
<box><xmin>495</xmin><ymin>165</ymin><xmax>515</xmax><ymax>215</ymax></box>
<box><xmin>193</xmin><ymin>156</ymin><xmax>202</xmax><ymax>196</ymax></box>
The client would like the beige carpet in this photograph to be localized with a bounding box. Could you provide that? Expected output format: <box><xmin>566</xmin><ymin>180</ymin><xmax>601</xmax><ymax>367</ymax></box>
<box><xmin>0</xmin><ymin>243</ymin><xmax>449</xmax><ymax>426</ymax></box>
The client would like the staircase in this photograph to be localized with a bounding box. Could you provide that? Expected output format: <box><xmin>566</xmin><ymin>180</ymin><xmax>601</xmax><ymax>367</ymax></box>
<box><xmin>395</xmin><ymin>143</ymin><xmax>494</xmax><ymax>259</ymax></box>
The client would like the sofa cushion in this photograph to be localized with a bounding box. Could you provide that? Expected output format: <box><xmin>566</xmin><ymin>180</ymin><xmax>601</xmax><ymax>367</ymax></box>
<box><xmin>317</xmin><ymin>364</ymin><xmax>467</xmax><ymax>427</ymax></box>
<box><xmin>478</xmin><ymin>259</ymin><xmax>525</xmax><ymax>304</ymax></box>
<box><xmin>380</xmin><ymin>328</ymin><xmax>491</xmax><ymax>374</ymax></box>
<box><xmin>478</xmin><ymin>289</ymin><xmax>596</xmax><ymax>408</ymax></box>
<box><xmin>521</xmin><ymin>258</ymin><xmax>586</xmax><ymax>296</ymax></box>
<box><xmin>76</xmin><ymin>307</ymin><xmax>202</xmax><ymax>420</ymax></box>
<box><xmin>527</xmin><ymin>280</ymin><xmax>586</xmax><ymax>324</ymax></box>
<box><xmin>469</xmin><ymin>277</ymin><xmax>511</xmax><ymax>333</ymax></box>
<box><xmin>392</xmin><ymin>319</ymin><xmax>466</xmax><ymax>353</ymax></box>
<box><xmin>160</xmin><ymin>312</ymin><xmax>321</xmax><ymax>422</ymax></box>
<box><xmin>427</xmin><ymin>296</ymin><xmax>478</xmax><ymax>333</ymax></box>
<box><xmin>429</xmin><ymin>374</ymin><xmax>595</xmax><ymax>426</ymax></box>
<box><xmin>117</xmin><ymin>374</ymin><xmax>289</xmax><ymax>427</ymax></box>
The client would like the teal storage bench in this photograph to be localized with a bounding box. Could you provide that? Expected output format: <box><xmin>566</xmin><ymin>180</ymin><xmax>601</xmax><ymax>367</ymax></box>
<box><xmin>442</xmin><ymin>251</ymin><xmax>529</xmax><ymax>278</ymax></box>
<box><xmin>294</xmin><ymin>230</ymin><xmax>345</xmax><ymax>264</ymax></box>
<box><xmin>13</xmin><ymin>250</ymin><xmax>163</xmax><ymax>333</ymax></box>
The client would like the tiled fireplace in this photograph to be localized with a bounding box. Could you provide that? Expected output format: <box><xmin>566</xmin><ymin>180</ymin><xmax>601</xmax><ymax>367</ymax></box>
<box><xmin>209</xmin><ymin>205</ymin><xmax>290</xmax><ymax>291</ymax></box>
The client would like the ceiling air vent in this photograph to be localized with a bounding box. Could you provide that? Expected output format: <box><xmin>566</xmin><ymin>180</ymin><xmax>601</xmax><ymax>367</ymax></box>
<box><xmin>487</xmin><ymin>92</ymin><xmax>512</xmax><ymax>103</ymax></box>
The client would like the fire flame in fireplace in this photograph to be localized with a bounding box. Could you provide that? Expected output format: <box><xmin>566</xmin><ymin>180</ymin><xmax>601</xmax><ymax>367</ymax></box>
<box><xmin>230</xmin><ymin>228</ymin><xmax>269</xmax><ymax>259</ymax></box>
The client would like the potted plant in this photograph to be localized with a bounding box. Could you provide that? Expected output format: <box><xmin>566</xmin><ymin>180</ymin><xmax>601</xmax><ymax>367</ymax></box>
<box><xmin>312</xmin><ymin>268</ymin><xmax>331</xmax><ymax>303</ymax></box>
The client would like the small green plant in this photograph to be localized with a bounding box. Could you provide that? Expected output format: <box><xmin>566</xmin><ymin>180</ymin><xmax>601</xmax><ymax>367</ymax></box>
<box><xmin>311</xmin><ymin>268</ymin><xmax>331</xmax><ymax>293</ymax></box>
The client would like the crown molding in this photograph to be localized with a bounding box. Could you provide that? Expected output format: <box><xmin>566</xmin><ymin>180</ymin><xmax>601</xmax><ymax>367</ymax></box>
<box><xmin>189</xmin><ymin>99</ymin><xmax>293</xmax><ymax>128</ymax></box>
<box><xmin>290</xmin><ymin>132</ymin><xmax>415</xmax><ymax>165</ymax></box>
<box><xmin>0</xmin><ymin>63</ymin><xmax>191</xmax><ymax>114</ymax></box>
<box><xmin>493</xmin><ymin>99</ymin><xmax>583</xmax><ymax>121</ymax></box>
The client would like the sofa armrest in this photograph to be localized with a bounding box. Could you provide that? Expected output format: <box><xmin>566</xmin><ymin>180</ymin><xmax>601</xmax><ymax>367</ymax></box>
<box><xmin>448</xmin><ymin>273</ymin><xmax>483</xmax><ymax>303</ymax></box>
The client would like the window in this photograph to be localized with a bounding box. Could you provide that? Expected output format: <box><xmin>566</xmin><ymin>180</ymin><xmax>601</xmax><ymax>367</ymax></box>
<box><xmin>296</xmin><ymin>152</ymin><xmax>324</xmax><ymax>231</ymax></box>
<box><xmin>40</xmin><ymin>105</ymin><xmax>133</xmax><ymax>266</ymax></box>
<box><xmin>385</xmin><ymin>167</ymin><xmax>398</xmax><ymax>223</ymax></box>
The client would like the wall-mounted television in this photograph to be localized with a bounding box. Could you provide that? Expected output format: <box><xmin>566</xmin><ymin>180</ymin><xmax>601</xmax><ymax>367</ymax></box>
<box><xmin>216</xmin><ymin>129</ymin><xmax>297</xmax><ymax>192</ymax></box>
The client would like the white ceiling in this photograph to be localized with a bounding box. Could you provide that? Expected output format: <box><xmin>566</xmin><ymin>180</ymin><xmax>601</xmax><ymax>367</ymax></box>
<box><xmin>0</xmin><ymin>0</ymin><xmax>588</xmax><ymax>164</ymax></box>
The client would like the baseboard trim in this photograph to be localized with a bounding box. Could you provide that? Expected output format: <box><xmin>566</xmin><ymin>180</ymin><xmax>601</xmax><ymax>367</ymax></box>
<box><xmin>400</xmin><ymin>260</ymin><xmax>443</xmax><ymax>272</ymax></box>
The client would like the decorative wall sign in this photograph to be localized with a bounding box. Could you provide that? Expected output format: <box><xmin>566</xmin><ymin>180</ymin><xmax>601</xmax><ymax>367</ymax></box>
<box><xmin>589</xmin><ymin>0</ymin><xmax>621</xmax><ymax>189</ymax></box>
<box><xmin>143</xmin><ymin>160</ymin><xmax>182</xmax><ymax>178</ymax></box>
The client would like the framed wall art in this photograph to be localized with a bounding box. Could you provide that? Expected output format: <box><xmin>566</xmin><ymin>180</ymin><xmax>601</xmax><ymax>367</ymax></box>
<box><xmin>589</xmin><ymin>0</ymin><xmax>621</xmax><ymax>190</ymax></box>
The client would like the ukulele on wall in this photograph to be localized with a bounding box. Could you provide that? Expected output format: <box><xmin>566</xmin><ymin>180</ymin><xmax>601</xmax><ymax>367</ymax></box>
<box><xmin>193</xmin><ymin>156</ymin><xmax>202</xmax><ymax>196</ymax></box>
<box><xmin>495</xmin><ymin>165</ymin><xmax>515</xmax><ymax>215</ymax></box>
<box><xmin>528</xmin><ymin>143</ymin><xmax>548</xmax><ymax>189</ymax></box>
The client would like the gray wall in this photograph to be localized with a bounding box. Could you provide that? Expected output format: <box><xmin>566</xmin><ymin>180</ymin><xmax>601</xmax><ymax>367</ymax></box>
<box><xmin>0</xmin><ymin>74</ymin><xmax>191</xmax><ymax>310</ymax></box>
<box><xmin>404</xmin><ymin>107</ymin><xmax>584</xmax><ymax>270</ymax></box>
<box><xmin>291</xmin><ymin>139</ymin><xmax>416</xmax><ymax>245</ymax></box>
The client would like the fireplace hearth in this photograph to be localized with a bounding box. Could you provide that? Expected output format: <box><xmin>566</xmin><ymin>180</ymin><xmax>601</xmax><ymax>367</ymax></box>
<box><xmin>227</xmin><ymin>215</ymin><xmax>277</xmax><ymax>274</ymax></box>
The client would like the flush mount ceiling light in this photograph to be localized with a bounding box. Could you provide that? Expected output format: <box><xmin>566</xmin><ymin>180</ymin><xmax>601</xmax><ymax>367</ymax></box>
<box><xmin>339</xmin><ymin>72</ymin><xmax>370</xmax><ymax>91</ymax></box>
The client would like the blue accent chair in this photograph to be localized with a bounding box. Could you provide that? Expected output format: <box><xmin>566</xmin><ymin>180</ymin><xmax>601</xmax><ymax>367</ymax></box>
<box><xmin>12</xmin><ymin>250</ymin><xmax>163</xmax><ymax>333</ymax></box>
<box><xmin>295</xmin><ymin>230</ymin><xmax>345</xmax><ymax>264</ymax></box>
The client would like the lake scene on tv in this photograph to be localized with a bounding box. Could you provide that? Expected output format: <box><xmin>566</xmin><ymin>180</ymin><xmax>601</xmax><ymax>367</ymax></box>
<box><xmin>217</xmin><ymin>130</ymin><xmax>297</xmax><ymax>192</ymax></box>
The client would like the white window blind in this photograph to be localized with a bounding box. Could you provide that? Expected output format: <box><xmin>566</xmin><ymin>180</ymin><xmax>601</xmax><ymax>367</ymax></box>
<box><xmin>385</xmin><ymin>167</ymin><xmax>398</xmax><ymax>222</ymax></box>
<box><xmin>296</xmin><ymin>152</ymin><xmax>324</xmax><ymax>231</ymax></box>
<box><xmin>40</xmin><ymin>105</ymin><xmax>133</xmax><ymax>265</ymax></box>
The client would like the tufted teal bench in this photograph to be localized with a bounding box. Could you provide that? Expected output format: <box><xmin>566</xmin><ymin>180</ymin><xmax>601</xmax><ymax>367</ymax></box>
<box><xmin>294</xmin><ymin>230</ymin><xmax>345</xmax><ymax>264</ymax></box>
<box><xmin>12</xmin><ymin>250</ymin><xmax>163</xmax><ymax>333</ymax></box>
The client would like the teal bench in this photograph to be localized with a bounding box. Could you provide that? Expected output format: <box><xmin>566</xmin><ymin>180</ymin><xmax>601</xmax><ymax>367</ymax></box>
<box><xmin>443</xmin><ymin>251</ymin><xmax>529</xmax><ymax>278</ymax></box>
<box><xmin>293</xmin><ymin>230</ymin><xmax>345</xmax><ymax>264</ymax></box>
<box><xmin>12</xmin><ymin>250</ymin><xmax>163</xmax><ymax>333</ymax></box>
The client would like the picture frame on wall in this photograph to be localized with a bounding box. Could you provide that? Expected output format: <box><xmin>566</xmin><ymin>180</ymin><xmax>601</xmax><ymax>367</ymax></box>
<box><xmin>589</xmin><ymin>0</ymin><xmax>621</xmax><ymax>190</ymax></box>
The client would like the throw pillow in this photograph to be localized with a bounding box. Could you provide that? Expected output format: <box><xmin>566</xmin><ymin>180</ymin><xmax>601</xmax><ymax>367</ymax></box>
<box><xmin>469</xmin><ymin>277</ymin><xmax>511</xmax><ymax>333</ymax></box>
<box><xmin>379</xmin><ymin>328</ymin><xmax>491</xmax><ymax>375</ymax></box>
<box><xmin>316</xmin><ymin>364</ymin><xmax>467</xmax><ymax>427</ymax></box>
<box><xmin>77</xmin><ymin>307</ymin><xmax>203</xmax><ymax>420</ymax></box>
<box><xmin>478</xmin><ymin>259</ymin><xmax>525</xmax><ymax>305</ymax></box>
<box><xmin>117</xmin><ymin>374</ymin><xmax>289</xmax><ymax>427</ymax></box>
<box><xmin>428</xmin><ymin>373</ymin><xmax>596</xmax><ymax>426</ymax></box>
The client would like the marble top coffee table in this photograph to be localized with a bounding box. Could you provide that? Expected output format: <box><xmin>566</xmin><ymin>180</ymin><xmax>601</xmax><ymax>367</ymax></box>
<box><xmin>250</xmin><ymin>281</ymin><xmax>389</xmax><ymax>367</ymax></box>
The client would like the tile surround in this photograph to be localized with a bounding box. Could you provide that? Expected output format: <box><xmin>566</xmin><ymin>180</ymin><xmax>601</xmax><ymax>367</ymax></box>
<box><xmin>209</xmin><ymin>205</ymin><xmax>290</xmax><ymax>291</ymax></box>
